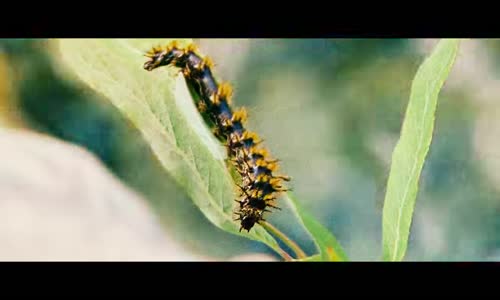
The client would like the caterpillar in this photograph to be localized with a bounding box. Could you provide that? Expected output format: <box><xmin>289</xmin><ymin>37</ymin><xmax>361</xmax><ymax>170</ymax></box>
<box><xmin>143</xmin><ymin>41</ymin><xmax>290</xmax><ymax>232</ymax></box>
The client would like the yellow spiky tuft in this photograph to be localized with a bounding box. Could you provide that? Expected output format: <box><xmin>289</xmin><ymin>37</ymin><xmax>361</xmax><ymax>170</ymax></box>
<box><xmin>221</xmin><ymin>118</ymin><xmax>233</xmax><ymax>128</ymax></box>
<box><xmin>260</xmin><ymin>160</ymin><xmax>279</xmax><ymax>172</ymax></box>
<box><xmin>168</xmin><ymin>40</ymin><xmax>180</xmax><ymax>51</ymax></box>
<box><xmin>145</xmin><ymin>45</ymin><xmax>161</xmax><ymax>58</ymax></box>
<box><xmin>269</xmin><ymin>177</ymin><xmax>282</xmax><ymax>186</ymax></box>
<box><xmin>217</xmin><ymin>82</ymin><xmax>233</xmax><ymax>103</ymax></box>
<box><xmin>253</xmin><ymin>148</ymin><xmax>270</xmax><ymax>157</ymax></box>
<box><xmin>263</xmin><ymin>194</ymin><xmax>276</xmax><ymax>201</ymax></box>
<box><xmin>186</xmin><ymin>42</ymin><xmax>199</xmax><ymax>53</ymax></box>
<box><xmin>242</xmin><ymin>131</ymin><xmax>260</xmax><ymax>142</ymax></box>
<box><xmin>255</xmin><ymin>173</ymin><xmax>270</xmax><ymax>183</ymax></box>
<box><xmin>232</xmin><ymin>108</ymin><xmax>248</xmax><ymax>123</ymax></box>
<box><xmin>202</xmin><ymin>56</ymin><xmax>215</xmax><ymax>70</ymax></box>
<box><xmin>251</xmin><ymin>189</ymin><xmax>264</xmax><ymax>198</ymax></box>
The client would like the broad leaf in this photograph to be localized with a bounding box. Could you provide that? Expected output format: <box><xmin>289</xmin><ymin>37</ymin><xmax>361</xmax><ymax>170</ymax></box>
<box><xmin>382</xmin><ymin>39</ymin><xmax>460</xmax><ymax>261</ymax></box>
<box><xmin>57</xmin><ymin>39</ymin><xmax>282</xmax><ymax>254</ymax></box>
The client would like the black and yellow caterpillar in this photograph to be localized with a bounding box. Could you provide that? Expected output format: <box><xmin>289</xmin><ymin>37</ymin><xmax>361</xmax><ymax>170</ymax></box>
<box><xmin>143</xmin><ymin>41</ymin><xmax>290</xmax><ymax>232</ymax></box>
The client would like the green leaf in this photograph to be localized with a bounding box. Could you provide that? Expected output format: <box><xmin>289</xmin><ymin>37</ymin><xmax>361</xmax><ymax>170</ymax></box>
<box><xmin>382</xmin><ymin>39</ymin><xmax>460</xmax><ymax>261</ymax></box>
<box><xmin>57</xmin><ymin>39</ymin><xmax>283</xmax><ymax>255</ymax></box>
<box><xmin>286</xmin><ymin>193</ymin><xmax>349</xmax><ymax>261</ymax></box>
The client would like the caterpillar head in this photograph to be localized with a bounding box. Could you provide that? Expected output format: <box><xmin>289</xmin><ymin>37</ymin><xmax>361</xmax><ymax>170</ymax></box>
<box><xmin>237</xmin><ymin>207</ymin><xmax>264</xmax><ymax>232</ymax></box>
<box><xmin>239</xmin><ymin>213</ymin><xmax>259</xmax><ymax>232</ymax></box>
<box><xmin>143</xmin><ymin>46</ymin><xmax>182</xmax><ymax>71</ymax></box>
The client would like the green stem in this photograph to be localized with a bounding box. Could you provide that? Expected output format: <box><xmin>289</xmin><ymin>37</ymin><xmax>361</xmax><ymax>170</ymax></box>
<box><xmin>277</xmin><ymin>248</ymin><xmax>293</xmax><ymax>261</ymax></box>
<box><xmin>260</xmin><ymin>221</ymin><xmax>307</xmax><ymax>260</ymax></box>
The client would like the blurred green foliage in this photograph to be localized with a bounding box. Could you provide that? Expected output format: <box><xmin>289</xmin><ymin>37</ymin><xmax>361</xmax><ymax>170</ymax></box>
<box><xmin>1</xmin><ymin>38</ymin><xmax>499</xmax><ymax>260</ymax></box>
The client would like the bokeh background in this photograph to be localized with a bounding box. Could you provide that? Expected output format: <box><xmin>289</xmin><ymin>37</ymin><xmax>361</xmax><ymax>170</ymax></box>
<box><xmin>0</xmin><ymin>38</ymin><xmax>498</xmax><ymax>261</ymax></box>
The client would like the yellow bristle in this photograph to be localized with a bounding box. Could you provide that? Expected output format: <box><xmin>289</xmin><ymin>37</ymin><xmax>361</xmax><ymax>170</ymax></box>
<box><xmin>263</xmin><ymin>194</ymin><xmax>277</xmax><ymax>201</ymax></box>
<box><xmin>145</xmin><ymin>46</ymin><xmax>160</xmax><ymax>58</ymax></box>
<box><xmin>202</xmin><ymin>56</ymin><xmax>215</xmax><ymax>70</ymax></box>
<box><xmin>251</xmin><ymin>189</ymin><xmax>264</xmax><ymax>198</ymax></box>
<box><xmin>261</xmin><ymin>160</ymin><xmax>278</xmax><ymax>172</ymax></box>
<box><xmin>186</xmin><ymin>42</ymin><xmax>199</xmax><ymax>53</ymax></box>
<box><xmin>208</xmin><ymin>93</ymin><xmax>218</xmax><ymax>105</ymax></box>
<box><xmin>269</xmin><ymin>177</ymin><xmax>282</xmax><ymax>186</ymax></box>
<box><xmin>255</xmin><ymin>173</ymin><xmax>272</xmax><ymax>182</ymax></box>
<box><xmin>232</xmin><ymin>108</ymin><xmax>248</xmax><ymax>123</ymax></box>
<box><xmin>182</xmin><ymin>67</ymin><xmax>191</xmax><ymax>78</ymax></box>
<box><xmin>217</xmin><ymin>82</ymin><xmax>233</xmax><ymax>103</ymax></box>
<box><xmin>267</xmin><ymin>162</ymin><xmax>279</xmax><ymax>172</ymax></box>
<box><xmin>255</xmin><ymin>148</ymin><xmax>270</xmax><ymax>157</ymax></box>
<box><xmin>221</xmin><ymin>119</ymin><xmax>233</xmax><ymax>128</ymax></box>
<box><xmin>242</xmin><ymin>131</ymin><xmax>257</xmax><ymax>141</ymax></box>
<box><xmin>168</xmin><ymin>40</ymin><xmax>180</xmax><ymax>51</ymax></box>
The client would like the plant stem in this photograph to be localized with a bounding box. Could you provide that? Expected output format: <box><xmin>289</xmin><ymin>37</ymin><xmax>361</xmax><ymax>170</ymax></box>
<box><xmin>260</xmin><ymin>221</ymin><xmax>307</xmax><ymax>260</ymax></box>
<box><xmin>277</xmin><ymin>248</ymin><xmax>293</xmax><ymax>261</ymax></box>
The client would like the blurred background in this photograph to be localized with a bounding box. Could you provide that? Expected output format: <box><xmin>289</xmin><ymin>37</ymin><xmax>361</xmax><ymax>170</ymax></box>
<box><xmin>0</xmin><ymin>38</ymin><xmax>498</xmax><ymax>261</ymax></box>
